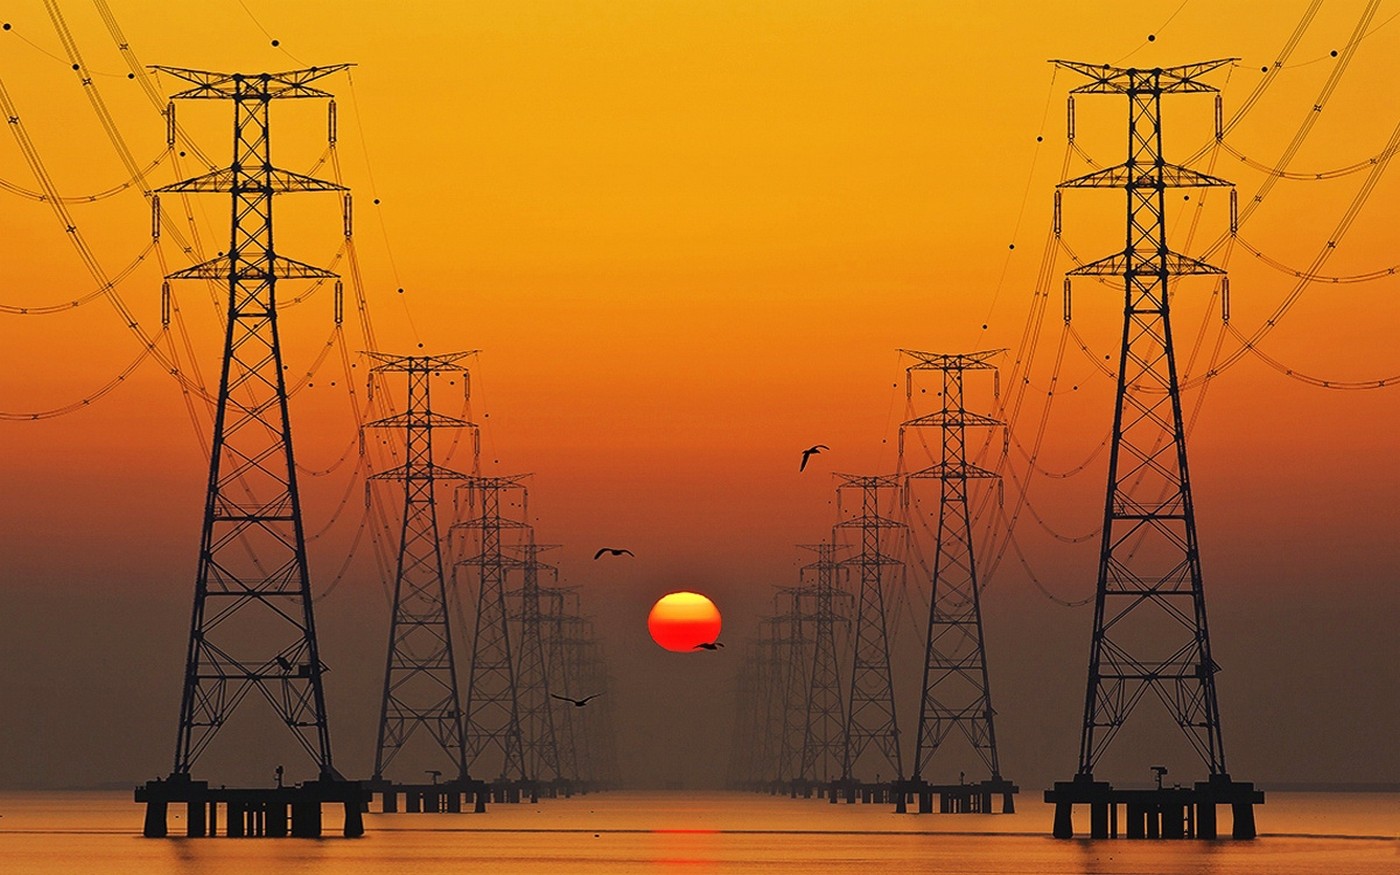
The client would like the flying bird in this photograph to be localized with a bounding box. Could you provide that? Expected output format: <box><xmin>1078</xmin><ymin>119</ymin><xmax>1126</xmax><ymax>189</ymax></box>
<box><xmin>593</xmin><ymin>547</ymin><xmax>635</xmax><ymax>560</ymax></box>
<box><xmin>799</xmin><ymin>444</ymin><xmax>829</xmax><ymax>472</ymax></box>
<box><xmin>693</xmin><ymin>641</ymin><xmax>725</xmax><ymax>651</ymax></box>
<box><xmin>552</xmin><ymin>693</ymin><xmax>602</xmax><ymax>707</ymax></box>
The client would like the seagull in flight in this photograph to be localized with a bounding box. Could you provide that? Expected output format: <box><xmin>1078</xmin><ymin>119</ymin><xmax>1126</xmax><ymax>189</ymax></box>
<box><xmin>799</xmin><ymin>445</ymin><xmax>829</xmax><ymax>472</ymax></box>
<box><xmin>593</xmin><ymin>547</ymin><xmax>635</xmax><ymax>560</ymax></box>
<box><xmin>693</xmin><ymin>641</ymin><xmax>725</xmax><ymax>651</ymax></box>
<box><xmin>552</xmin><ymin>693</ymin><xmax>602</xmax><ymax>707</ymax></box>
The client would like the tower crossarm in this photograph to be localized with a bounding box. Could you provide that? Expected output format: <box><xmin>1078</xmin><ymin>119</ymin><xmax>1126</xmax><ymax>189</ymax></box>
<box><xmin>1050</xmin><ymin>59</ymin><xmax>1237</xmax><ymax>94</ymax></box>
<box><xmin>151</xmin><ymin>64</ymin><xmax>354</xmax><ymax>100</ymax></box>
<box><xmin>368</xmin><ymin>462</ymin><xmax>471</xmax><ymax>482</ymax></box>
<box><xmin>833</xmin><ymin>472</ymin><xmax>903</xmax><ymax>491</ymax></box>
<box><xmin>1061</xmin><ymin>163</ymin><xmax>1231</xmax><ymax>190</ymax></box>
<box><xmin>898</xmin><ymin>348</ymin><xmax>1005</xmax><ymax>370</ymax></box>
<box><xmin>167</xmin><ymin>254</ymin><xmax>338</xmax><ymax>281</ymax></box>
<box><xmin>1068</xmin><ymin>250</ymin><xmax>1224</xmax><ymax>278</ymax></box>
<box><xmin>365</xmin><ymin>411</ymin><xmax>476</xmax><ymax>430</ymax></box>
<box><xmin>158</xmin><ymin>167</ymin><xmax>345</xmax><ymax>194</ymax></box>
<box><xmin>366</xmin><ymin>350</ymin><xmax>478</xmax><ymax>372</ymax></box>
<box><xmin>900</xmin><ymin>410</ymin><xmax>1004</xmax><ymax>430</ymax></box>
<box><xmin>835</xmin><ymin>514</ymin><xmax>906</xmax><ymax>531</ymax></box>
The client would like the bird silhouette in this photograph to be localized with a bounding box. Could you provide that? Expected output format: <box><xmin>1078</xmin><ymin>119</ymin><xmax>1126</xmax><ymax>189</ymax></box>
<box><xmin>552</xmin><ymin>692</ymin><xmax>602</xmax><ymax>707</ymax></box>
<box><xmin>274</xmin><ymin>655</ymin><xmax>293</xmax><ymax>672</ymax></box>
<box><xmin>693</xmin><ymin>641</ymin><xmax>725</xmax><ymax>651</ymax></box>
<box><xmin>593</xmin><ymin>547</ymin><xmax>635</xmax><ymax>560</ymax></box>
<box><xmin>799</xmin><ymin>444</ymin><xmax>829</xmax><ymax>472</ymax></box>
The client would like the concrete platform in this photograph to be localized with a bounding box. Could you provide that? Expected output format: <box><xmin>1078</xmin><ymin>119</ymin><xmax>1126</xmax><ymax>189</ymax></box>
<box><xmin>1044</xmin><ymin>775</ymin><xmax>1264</xmax><ymax>840</ymax></box>
<box><xmin>135</xmin><ymin>774</ymin><xmax>367</xmax><ymax>838</ymax></box>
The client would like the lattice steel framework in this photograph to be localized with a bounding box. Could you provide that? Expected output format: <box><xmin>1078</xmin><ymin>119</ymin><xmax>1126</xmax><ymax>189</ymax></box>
<box><xmin>574</xmin><ymin>630</ymin><xmax>620</xmax><ymax>785</ymax></box>
<box><xmin>367</xmin><ymin>351</ymin><xmax>475</xmax><ymax>781</ymax></box>
<box><xmin>727</xmin><ymin>638</ymin><xmax>761</xmax><ymax>786</ymax></box>
<box><xmin>774</xmin><ymin>585</ymin><xmax>813</xmax><ymax>783</ymax></box>
<box><xmin>510</xmin><ymin>538</ymin><xmax>564</xmax><ymax>782</ymax></box>
<box><xmin>798</xmin><ymin>542</ymin><xmax>848</xmax><ymax>783</ymax></box>
<box><xmin>755</xmin><ymin>617</ymin><xmax>786</xmax><ymax>782</ymax></box>
<box><xmin>540</xmin><ymin>586</ymin><xmax>583</xmax><ymax>781</ymax></box>
<box><xmin>901</xmin><ymin>349</ymin><xmax>1008</xmax><ymax>783</ymax></box>
<box><xmin>836</xmin><ymin>475</ymin><xmax>906</xmax><ymax>782</ymax></box>
<box><xmin>1055</xmin><ymin>59</ymin><xmax>1235</xmax><ymax>779</ymax></box>
<box><xmin>559</xmin><ymin>613</ymin><xmax>598</xmax><ymax>783</ymax></box>
<box><xmin>455</xmin><ymin>475</ymin><xmax>529</xmax><ymax>780</ymax></box>
<box><xmin>158</xmin><ymin>65</ymin><xmax>350</xmax><ymax>778</ymax></box>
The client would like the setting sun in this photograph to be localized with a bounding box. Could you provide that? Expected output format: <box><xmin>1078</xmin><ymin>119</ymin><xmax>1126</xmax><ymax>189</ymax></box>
<box><xmin>647</xmin><ymin>591</ymin><xmax>722</xmax><ymax>653</ymax></box>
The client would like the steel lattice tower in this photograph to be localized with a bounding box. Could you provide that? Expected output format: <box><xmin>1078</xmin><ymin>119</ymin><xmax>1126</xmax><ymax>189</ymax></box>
<box><xmin>510</xmin><ymin>538</ymin><xmax>564</xmax><ymax>783</ymax></box>
<box><xmin>1056</xmin><ymin>59</ymin><xmax>1236</xmax><ymax>779</ymax></box>
<box><xmin>560</xmin><ymin>613</ymin><xmax>598</xmax><ymax>784</ymax></box>
<box><xmin>836</xmin><ymin>475</ymin><xmax>906</xmax><ymax>785</ymax></box>
<box><xmin>455</xmin><ymin>475</ymin><xmax>529</xmax><ymax>781</ymax></box>
<box><xmin>575</xmin><ymin>632</ymin><xmax>620</xmax><ymax>786</ymax></box>
<box><xmin>727</xmin><ymin>638</ymin><xmax>761</xmax><ymax>787</ymax></box>
<box><xmin>774</xmin><ymin>585</ymin><xmax>812</xmax><ymax>785</ymax></box>
<box><xmin>367</xmin><ymin>352</ymin><xmax>474</xmax><ymax>782</ymax></box>
<box><xmin>158</xmin><ymin>66</ymin><xmax>350</xmax><ymax>779</ymax></box>
<box><xmin>540</xmin><ymin>586</ymin><xmax>583</xmax><ymax>782</ymax></box>
<box><xmin>798</xmin><ymin>542</ymin><xmax>848</xmax><ymax>784</ymax></box>
<box><xmin>901</xmin><ymin>349</ymin><xmax>1008</xmax><ymax>786</ymax></box>
<box><xmin>756</xmin><ymin>617</ymin><xmax>786</xmax><ymax>784</ymax></box>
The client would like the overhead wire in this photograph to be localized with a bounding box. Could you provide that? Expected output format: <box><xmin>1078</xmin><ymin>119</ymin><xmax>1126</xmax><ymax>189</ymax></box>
<box><xmin>0</xmin><ymin>148</ymin><xmax>169</xmax><ymax>202</ymax></box>
<box><xmin>0</xmin><ymin>240</ymin><xmax>155</xmax><ymax>314</ymax></box>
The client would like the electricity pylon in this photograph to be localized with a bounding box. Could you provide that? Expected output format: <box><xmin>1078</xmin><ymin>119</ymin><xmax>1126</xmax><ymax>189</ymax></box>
<box><xmin>798</xmin><ymin>541</ymin><xmax>848</xmax><ymax>785</ymax></box>
<box><xmin>367</xmin><ymin>351</ymin><xmax>474</xmax><ymax>782</ymax></box>
<box><xmin>1044</xmin><ymin>58</ymin><xmax>1264</xmax><ymax>842</ymax></box>
<box><xmin>774</xmin><ymin>585</ymin><xmax>813</xmax><ymax>785</ymax></box>
<box><xmin>1055</xmin><ymin>58</ymin><xmax>1236</xmax><ymax>782</ymax></box>
<box><xmin>539</xmin><ymin>585</ymin><xmax>583</xmax><ymax>781</ymax></box>
<box><xmin>558</xmin><ymin>612</ymin><xmax>597</xmax><ymax>784</ymax></box>
<box><xmin>157</xmin><ymin>65</ymin><xmax>350</xmax><ymax>779</ymax></box>
<box><xmin>455</xmin><ymin>474</ymin><xmax>529</xmax><ymax>781</ymax></box>
<box><xmin>901</xmin><ymin>349</ymin><xmax>1011</xmax><ymax>790</ymax></box>
<box><xmin>510</xmin><ymin>538</ymin><xmax>564</xmax><ymax>784</ymax></box>
<box><xmin>835</xmin><ymin>474</ymin><xmax>905</xmax><ymax>786</ymax></box>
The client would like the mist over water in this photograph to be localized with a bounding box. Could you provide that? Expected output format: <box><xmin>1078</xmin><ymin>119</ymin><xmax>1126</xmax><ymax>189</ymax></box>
<box><xmin>1</xmin><ymin>790</ymin><xmax>1395</xmax><ymax>874</ymax></box>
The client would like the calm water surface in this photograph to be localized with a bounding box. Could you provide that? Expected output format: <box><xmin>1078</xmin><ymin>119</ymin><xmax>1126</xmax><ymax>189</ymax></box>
<box><xmin>0</xmin><ymin>790</ymin><xmax>1395</xmax><ymax>874</ymax></box>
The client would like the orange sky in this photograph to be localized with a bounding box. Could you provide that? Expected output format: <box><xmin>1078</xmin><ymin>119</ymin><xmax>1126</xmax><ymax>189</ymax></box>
<box><xmin>1</xmin><ymin>1</ymin><xmax>1397</xmax><ymax>789</ymax></box>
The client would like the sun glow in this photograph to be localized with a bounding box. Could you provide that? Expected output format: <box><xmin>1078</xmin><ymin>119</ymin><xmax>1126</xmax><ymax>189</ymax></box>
<box><xmin>647</xmin><ymin>591</ymin><xmax>722</xmax><ymax>653</ymax></box>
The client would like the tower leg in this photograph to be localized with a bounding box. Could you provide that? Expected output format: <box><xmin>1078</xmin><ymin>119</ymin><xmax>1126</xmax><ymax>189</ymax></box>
<box><xmin>343</xmin><ymin>800</ymin><xmax>364</xmax><ymax>838</ymax></box>
<box><xmin>1197</xmin><ymin>801</ymin><xmax>1217</xmax><ymax>839</ymax></box>
<box><xmin>142</xmin><ymin>801</ymin><xmax>168</xmax><ymax>838</ymax></box>
<box><xmin>1231</xmin><ymin>802</ymin><xmax>1256</xmax><ymax>839</ymax></box>
<box><xmin>1090</xmin><ymin>802</ymin><xmax>1109</xmax><ymax>839</ymax></box>
<box><xmin>1053</xmin><ymin>801</ymin><xmax>1074</xmax><ymax>839</ymax></box>
<box><xmin>186</xmin><ymin>799</ymin><xmax>207</xmax><ymax>838</ymax></box>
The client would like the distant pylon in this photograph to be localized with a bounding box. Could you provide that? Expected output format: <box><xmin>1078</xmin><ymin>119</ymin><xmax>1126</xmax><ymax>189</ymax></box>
<box><xmin>574</xmin><ymin>629</ymin><xmax>620</xmax><ymax>786</ymax></box>
<box><xmin>455</xmin><ymin>474</ymin><xmax>530</xmax><ymax>780</ymax></box>
<box><xmin>755</xmin><ymin>617</ymin><xmax>786</xmax><ymax>783</ymax></box>
<box><xmin>539</xmin><ymin>585</ymin><xmax>583</xmax><ymax>781</ymax></box>
<box><xmin>726</xmin><ymin>638</ymin><xmax>761</xmax><ymax>788</ymax></box>
<box><xmin>510</xmin><ymin>537</ymin><xmax>564</xmax><ymax>783</ymax></box>
<box><xmin>156</xmin><ymin>65</ymin><xmax>350</xmax><ymax>779</ymax></box>
<box><xmin>797</xmin><ymin>541</ymin><xmax>848</xmax><ymax>784</ymax></box>
<box><xmin>835</xmin><ymin>474</ymin><xmax>906</xmax><ymax>785</ymax></box>
<box><xmin>1055</xmin><ymin>59</ymin><xmax>1236</xmax><ymax>781</ymax></box>
<box><xmin>559</xmin><ymin>612</ymin><xmax>598</xmax><ymax>784</ymax></box>
<box><xmin>366</xmin><ymin>351</ymin><xmax>475</xmax><ymax>782</ymax></box>
<box><xmin>900</xmin><ymin>349</ymin><xmax>1009</xmax><ymax>786</ymax></box>
<box><xmin>774</xmin><ymin>585</ymin><xmax>812</xmax><ymax>785</ymax></box>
